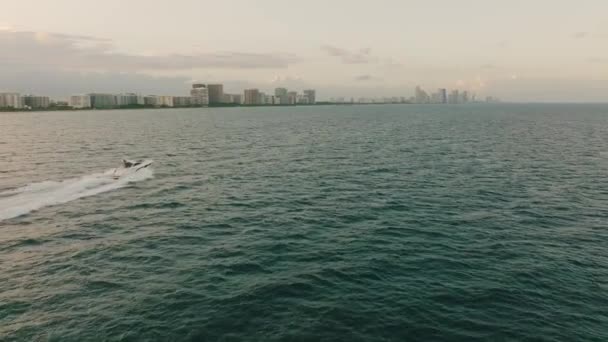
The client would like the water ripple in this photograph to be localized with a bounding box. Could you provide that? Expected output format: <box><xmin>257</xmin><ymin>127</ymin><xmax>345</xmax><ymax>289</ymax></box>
<box><xmin>1</xmin><ymin>105</ymin><xmax>608</xmax><ymax>340</ymax></box>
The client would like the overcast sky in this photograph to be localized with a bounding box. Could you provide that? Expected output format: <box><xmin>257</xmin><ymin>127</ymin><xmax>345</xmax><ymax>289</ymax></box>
<box><xmin>1</xmin><ymin>0</ymin><xmax>607</xmax><ymax>101</ymax></box>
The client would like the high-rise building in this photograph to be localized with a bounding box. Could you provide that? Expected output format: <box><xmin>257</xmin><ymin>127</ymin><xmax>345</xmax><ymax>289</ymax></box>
<box><xmin>303</xmin><ymin>89</ymin><xmax>316</xmax><ymax>104</ymax></box>
<box><xmin>89</xmin><ymin>93</ymin><xmax>116</xmax><ymax>108</ymax></box>
<box><xmin>263</xmin><ymin>94</ymin><xmax>279</xmax><ymax>105</ymax></box>
<box><xmin>112</xmin><ymin>94</ymin><xmax>143</xmax><ymax>106</ymax></box>
<box><xmin>190</xmin><ymin>84</ymin><xmax>209</xmax><ymax>106</ymax></box>
<box><xmin>157</xmin><ymin>96</ymin><xmax>174</xmax><ymax>107</ymax></box>
<box><xmin>207</xmin><ymin>84</ymin><xmax>224</xmax><ymax>105</ymax></box>
<box><xmin>244</xmin><ymin>89</ymin><xmax>260</xmax><ymax>105</ymax></box>
<box><xmin>70</xmin><ymin>95</ymin><xmax>92</xmax><ymax>109</ymax></box>
<box><xmin>275</xmin><ymin>88</ymin><xmax>288</xmax><ymax>105</ymax></box>
<box><xmin>0</xmin><ymin>93</ymin><xmax>22</xmax><ymax>109</ymax></box>
<box><xmin>459</xmin><ymin>91</ymin><xmax>469</xmax><ymax>104</ymax></box>
<box><xmin>415</xmin><ymin>86</ymin><xmax>430</xmax><ymax>104</ymax></box>
<box><xmin>438</xmin><ymin>89</ymin><xmax>447</xmax><ymax>104</ymax></box>
<box><xmin>115</xmin><ymin>95</ymin><xmax>126</xmax><ymax>106</ymax></box>
<box><xmin>448</xmin><ymin>90</ymin><xmax>459</xmax><ymax>104</ymax></box>
<box><xmin>22</xmin><ymin>95</ymin><xmax>50</xmax><ymax>109</ymax></box>
<box><xmin>144</xmin><ymin>96</ymin><xmax>158</xmax><ymax>106</ymax></box>
<box><xmin>173</xmin><ymin>96</ymin><xmax>192</xmax><ymax>107</ymax></box>
<box><xmin>287</xmin><ymin>91</ymin><xmax>297</xmax><ymax>105</ymax></box>
<box><xmin>114</xmin><ymin>93</ymin><xmax>141</xmax><ymax>106</ymax></box>
<box><xmin>222</xmin><ymin>94</ymin><xmax>242</xmax><ymax>104</ymax></box>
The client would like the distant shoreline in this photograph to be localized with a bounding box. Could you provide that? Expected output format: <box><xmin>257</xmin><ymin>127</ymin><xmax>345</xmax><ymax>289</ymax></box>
<box><xmin>3</xmin><ymin>102</ymin><xmax>605</xmax><ymax>113</ymax></box>
<box><xmin>0</xmin><ymin>102</ymin><xmax>509</xmax><ymax>112</ymax></box>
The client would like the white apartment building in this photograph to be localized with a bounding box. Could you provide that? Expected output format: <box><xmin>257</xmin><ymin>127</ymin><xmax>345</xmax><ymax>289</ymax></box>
<box><xmin>114</xmin><ymin>93</ymin><xmax>142</xmax><ymax>106</ymax></box>
<box><xmin>88</xmin><ymin>93</ymin><xmax>116</xmax><ymax>108</ymax></box>
<box><xmin>222</xmin><ymin>94</ymin><xmax>242</xmax><ymax>104</ymax></box>
<box><xmin>173</xmin><ymin>96</ymin><xmax>191</xmax><ymax>107</ymax></box>
<box><xmin>70</xmin><ymin>95</ymin><xmax>92</xmax><ymax>108</ymax></box>
<box><xmin>303</xmin><ymin>89</ymin><xmax>316</xmax><ymax>104</ymax></box>
<box><xmin>157</xmin><ymin>96</ymin><xmax>174</xmax><ymax>107</ymax></box>
<box><xmin>114</xmin><ymin>94</ymin><xmax>129</xmax><ymax>106</ymax></box>
<box><xmin>190</xmin><ymin>84</ymin><xmax>209</xmax><ymax>106</ymax></box>
<box><xmin>22</xmin><ymin>95</ymin><xmax>50</xmax><ymax>109</ymax></box>
<box><xmin>287</xmin><ymin>91</ymin><xmax>297</xmax><ymax>105</ymax></box>
<box><xmin>0</xmin><ymin>93</ymin><xmax>22</xmax><ymax>109</ymax></box>
<box><xmin>144</xmin><ymin>96</ymin><xmax>157</xmax><ymax>106</ymax></box>
<box><xmin>275</xmin><ymin>88</ymin><xmax>289</xmax><ymax>105</ymax></box>
<box><xmin>243</xmin><ymin>89</ymin><xmax>260</xmax><ymax>105</ymax></box>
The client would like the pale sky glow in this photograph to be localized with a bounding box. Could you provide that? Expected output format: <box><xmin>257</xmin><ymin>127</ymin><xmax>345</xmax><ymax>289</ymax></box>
<box><xmin>1</xmin><ymin>0</ymin><xmax>607</xmax><ymax>101</ymax></box>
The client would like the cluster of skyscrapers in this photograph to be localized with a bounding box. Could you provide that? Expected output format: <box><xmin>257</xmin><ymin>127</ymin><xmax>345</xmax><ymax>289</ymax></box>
<box><xmin>413</xmin><ymin>86</ymin><xmax>473</xmax><ymax>104</ymax></box>
<box><xmin>243</xmin><ymin>88</ymin><xmax>316</xmax><ymax>106</ymax></box>
<box><xmin>0</xmin><ymin>84</ymin><xmax>317</xmax><ymax>110</ymax></box>
<box><xmin>190</xmin><ymin>84</ymin><xmax>316</xmax><ymax>106</ymax></box>
<box><xmin>69</xmin><ymin>83</ymin><xmax>232</xmax><ymax>109</ymax></box>
<box><xmin>1</xmin><ymin>84</ymin><xmax>500</xmax><ymax>110</ymax></box>
<box><xmin>331</xmin><ymin>87</ymin><xmax>498</xmax><ymax>105</ymax></box>
<box><xmin>0</xmin><ymin>93</ymin><xmax>51</xmax><ymax>109</ymax></box>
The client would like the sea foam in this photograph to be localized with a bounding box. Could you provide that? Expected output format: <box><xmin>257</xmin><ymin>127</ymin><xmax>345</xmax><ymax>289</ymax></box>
<box><xmin>0</xmin><ymin>167</ymin><xmax>153</xmax><ymax>222</ymax></box>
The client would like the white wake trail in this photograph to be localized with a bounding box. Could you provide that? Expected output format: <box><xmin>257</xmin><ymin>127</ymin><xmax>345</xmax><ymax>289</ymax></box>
<box><xmin>0</xmin><ymin>167</ymin><xmax>153</xmax><ymax>222</ymax></box>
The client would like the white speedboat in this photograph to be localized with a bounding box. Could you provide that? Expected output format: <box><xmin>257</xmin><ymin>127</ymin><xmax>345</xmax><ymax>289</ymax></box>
<box><xmin>112</xmin><ymin>159</ymin><xmax>153</xmax><ymax>179</ymax></box>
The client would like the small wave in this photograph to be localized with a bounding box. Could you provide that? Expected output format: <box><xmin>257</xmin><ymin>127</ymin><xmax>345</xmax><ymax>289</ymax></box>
<box><xmin>0</xmin><ymin>167</ymin><xmax>153</xmax><ymax>222</ymax></box>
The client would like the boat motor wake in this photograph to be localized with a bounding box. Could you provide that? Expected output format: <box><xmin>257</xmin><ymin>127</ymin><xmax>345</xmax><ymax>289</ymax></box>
<box><xmin>0</xmin><ymin>160</ymin><xmax>154</xmax><ymax>222</ymax></box>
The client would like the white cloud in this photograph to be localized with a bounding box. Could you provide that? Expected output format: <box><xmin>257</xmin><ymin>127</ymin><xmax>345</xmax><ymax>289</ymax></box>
<box><xmin>354</xmin><ymin>74</ymin><xmax>381</xmax><ymax>82</ymax></box>
<box><xmin>0</xmin><ymin>29</ymin><xmax>298</xmax><ymax>72</ymax></box>
<box><xmin>320</xmin><ymin>45</ymin><xmax>377</xmax><ymax>64</ymax></box>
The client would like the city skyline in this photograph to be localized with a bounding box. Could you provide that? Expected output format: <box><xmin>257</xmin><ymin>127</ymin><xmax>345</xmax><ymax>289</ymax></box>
<box><xmin>1</xmin><ymin>83</ymin><xmax>499</xmax><ymax>110</ymax></box>
<box><xmin>1</xmin><ymin>0</ymin><xmax>607</xmax><ymax>102</ymax></box>
<box><xmin>1</xmin><ymin>83</ymin><xmax>500</xmax><ymax>110</ymax></box>
<box><xmin>0</xmin><ymin>83</ymin><xmax>321</xmax><ymax>109</ymax></box>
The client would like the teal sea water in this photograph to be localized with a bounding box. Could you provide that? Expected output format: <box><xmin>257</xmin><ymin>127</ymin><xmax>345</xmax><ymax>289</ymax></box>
<box><xmin>1</xmin><ymin>104</ymin><xmax>607</xmax><ymax>341</ymax></box>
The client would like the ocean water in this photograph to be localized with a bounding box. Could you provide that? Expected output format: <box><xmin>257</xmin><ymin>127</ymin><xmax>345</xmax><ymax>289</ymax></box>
<box><xmin>1</xmin><ymin>104</ymin><xmax>607</xmax><ymax>341</ymax></box>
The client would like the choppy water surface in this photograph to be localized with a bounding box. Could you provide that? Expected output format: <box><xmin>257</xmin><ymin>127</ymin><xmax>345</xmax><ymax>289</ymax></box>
<box><xmin>1</xmin><ymin>104</ymin><xmax>608</xmax><ymax>341</ymax></box>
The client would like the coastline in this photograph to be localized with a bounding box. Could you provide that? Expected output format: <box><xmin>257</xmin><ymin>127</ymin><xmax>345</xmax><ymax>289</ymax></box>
<box><xmin>0</xmin><ymin>101</ymin><xmax>506</xmax><ymax>113</ymax></box>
